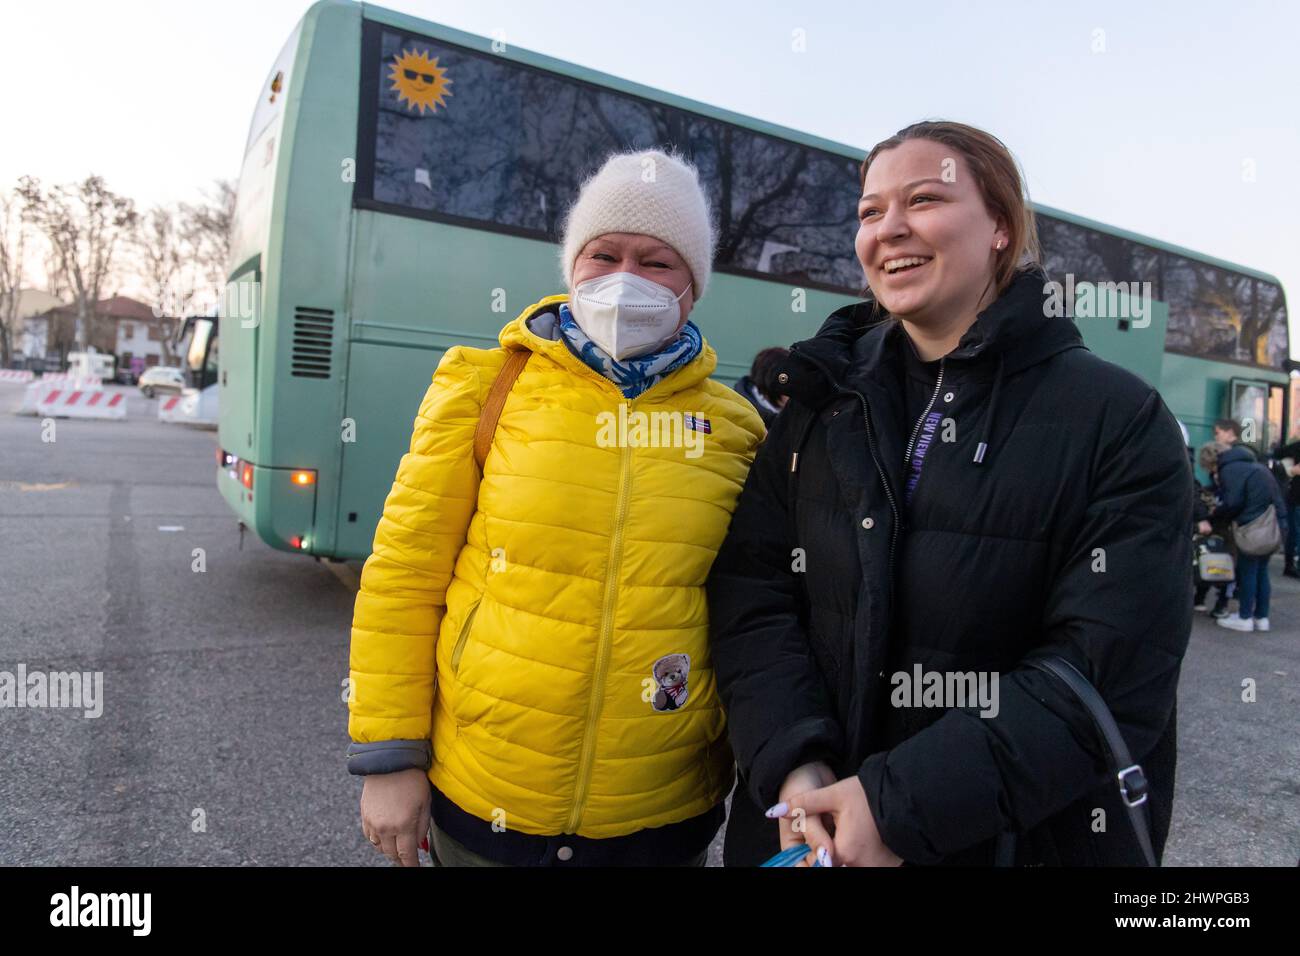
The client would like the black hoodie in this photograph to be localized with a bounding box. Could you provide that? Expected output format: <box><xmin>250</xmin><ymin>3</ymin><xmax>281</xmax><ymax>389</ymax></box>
<box><xmin>707</xmin><ymin>268</ymin><xmax>1193</xmax><ymax>865</ymax></box>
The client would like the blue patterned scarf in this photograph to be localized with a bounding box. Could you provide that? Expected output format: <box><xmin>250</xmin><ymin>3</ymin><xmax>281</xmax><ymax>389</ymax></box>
<box><xmin>557</xmin><ymin>303</ymin><xmax>703</xmax><ymax>399</ymax></box>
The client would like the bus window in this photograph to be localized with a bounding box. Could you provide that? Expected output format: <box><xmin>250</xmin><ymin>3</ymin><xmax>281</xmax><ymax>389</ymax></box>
<box><xmin>204</xmin><ymin>330</ymin><xmax>219</xmax><ymax>379</ymax></box>
<box><xmin>1037</xmin><ymin>216</ymin><xmax>1161</xmax><ymax>294</ymax></box>
<box><xmin>1229</xmin><ymin>378</ymin><xmax>1270</xmax><ymax>450</ymax></box>
<box><xmin>1288</xmin><ymin>380</ymin><xmax>1300</xmax><ymax>443</ymax></box>
<box><xmin>1268</xmin><ymin>382</ymin><xmax>1285</xmax><ymax>451</ymax></box>
<box><xmin>1257</xmin><ymin>280</ymin><xmax>1290</xmax><ymax>369</ymax></box>
<box><xmin>230</xmin><ymin>23</ymin><xmax>302</xmax><ymax>275</ymax></box>
<box><xmin>186</xmin><ymin>320</ymin><xmax>211</xmax><ymax>373</ymax></box>
<box><xmin>1165</xmin><ymin>255</ymin><xmax>1258</xmax><ymax>364</ymax></box>
<box><xmin>360</xmin><ymin>25</ymin><xmax>862</xmax><ymax>292</ymax></box>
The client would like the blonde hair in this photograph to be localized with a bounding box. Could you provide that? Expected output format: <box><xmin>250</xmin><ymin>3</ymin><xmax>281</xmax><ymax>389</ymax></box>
<box><xmin>1198</xmin><ymin>441</ymin><xmax>1229</xmax><ymax>472</ymax></box>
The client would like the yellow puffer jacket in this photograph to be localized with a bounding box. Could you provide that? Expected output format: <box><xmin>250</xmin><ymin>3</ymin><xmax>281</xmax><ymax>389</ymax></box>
<box><xmin>349</xmin><ymin>295</ymin><xmax>764</xmax><ymax>838</ymax></box>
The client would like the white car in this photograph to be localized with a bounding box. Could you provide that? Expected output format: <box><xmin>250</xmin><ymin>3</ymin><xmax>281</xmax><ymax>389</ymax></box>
<box><xmin>137</xmin><ymin>366</ymin><xmax>185</xmax><ymax>398</ymax></box>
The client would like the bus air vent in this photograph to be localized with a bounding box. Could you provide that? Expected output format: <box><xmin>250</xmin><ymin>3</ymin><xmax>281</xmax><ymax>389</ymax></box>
<box><xmin>291</xmin><ymin>308</ymin><xmax>334</xmax><ymax>379</ymax></box>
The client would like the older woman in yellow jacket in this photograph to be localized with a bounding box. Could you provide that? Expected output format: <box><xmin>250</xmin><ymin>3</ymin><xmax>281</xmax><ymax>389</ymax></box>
<box><xmin>347</xmin><ymin>150</ymin><xmax>764</xmax><ymax>866</ymax></box>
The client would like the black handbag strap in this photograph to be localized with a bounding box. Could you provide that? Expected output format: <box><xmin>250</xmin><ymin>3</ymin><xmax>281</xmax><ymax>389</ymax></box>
<box><xmin>1028</xmin><ymin>655</ymin><xmax>1157</xmax><ymax>866</ymax></box>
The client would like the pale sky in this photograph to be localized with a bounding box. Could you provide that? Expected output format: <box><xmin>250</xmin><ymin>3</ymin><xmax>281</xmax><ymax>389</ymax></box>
<box><xmin>4</xmin><ymin>0</ymin><xmax>1297</xmax><ymax>353</ymax></box>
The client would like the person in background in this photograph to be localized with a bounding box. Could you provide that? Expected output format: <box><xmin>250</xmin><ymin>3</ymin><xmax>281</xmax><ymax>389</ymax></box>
<box><xmin>734</xmin><ymin>347</ymin><xmax>790</xmax><ymax>427</ymax></box>
<box><xmin>1214</xmin><ymin>418</ymin><xmax>1258</xmax><ymax>460</ymax></box>
<box><xmin>1270</xmin><ymin>437</ymin><xmax>1300</xmax><ymax>578</ymax></box>
<box><xmin>1193</xmin><ymin>441</ymin><xmax>1234</xmax><ymax>618</ymax></box>
<box><xmin>1214</xmin><ymin>440</ymin><xmax>1288</xmax><ymax>633</ymax></box>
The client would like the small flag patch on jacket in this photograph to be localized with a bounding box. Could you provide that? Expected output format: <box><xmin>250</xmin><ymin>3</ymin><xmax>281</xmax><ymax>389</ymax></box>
<box><xmin>684</xmin><ymin>414</ymin><xmax>712</xmax><ymax>434</ymax></box>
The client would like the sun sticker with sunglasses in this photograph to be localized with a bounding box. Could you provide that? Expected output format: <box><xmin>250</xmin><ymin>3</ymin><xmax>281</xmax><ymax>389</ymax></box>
<box><xmin>388</xmin><ymin>48</ymin><xmax>453</xmax><ymax>115</ymax></box>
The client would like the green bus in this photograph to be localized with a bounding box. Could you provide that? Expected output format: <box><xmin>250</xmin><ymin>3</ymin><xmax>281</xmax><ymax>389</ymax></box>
<box><xmin>218</xmin><ymin>0</ymin><xmax>1291</xmax><ymax>559</ymax></box>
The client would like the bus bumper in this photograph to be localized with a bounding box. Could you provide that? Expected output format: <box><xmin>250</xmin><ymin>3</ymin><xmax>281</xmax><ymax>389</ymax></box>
<box><xmin>216</xmin><ymin>454</ymin><xmax>318</xmax><ymax>554</ymax></box>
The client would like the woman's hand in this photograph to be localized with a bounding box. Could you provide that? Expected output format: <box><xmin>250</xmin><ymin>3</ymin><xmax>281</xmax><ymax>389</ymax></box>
<box><xmin>767</xmin><ymin>761</ymin><xmax>837</xmax><ymax>866</ymax></box>
<box><xmin>360</xmin><ymin>768</ymin><xmax>432</xmax><ymax>866</ymax></box>
<box><xmin>1197</xmin><ymin>520</ymin><xmax>1212</xmax><ymax>535</ymax></box>
<box><xmin>773</xmin><ymin>775</ymin><xmax>904</xmax><ymax>867</ymax></box>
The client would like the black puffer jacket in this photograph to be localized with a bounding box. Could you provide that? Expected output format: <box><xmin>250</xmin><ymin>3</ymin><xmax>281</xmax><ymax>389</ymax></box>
<box><xmin>707</xmin><ymin>269</ymin><xmax>1193</xmax><ymax>865</ymax></box>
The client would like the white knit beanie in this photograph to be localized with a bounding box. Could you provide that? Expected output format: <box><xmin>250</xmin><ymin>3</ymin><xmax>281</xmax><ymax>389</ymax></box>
<box><xmin>559</xmin><ymin>150</ymin><xmax>715</xmax><ymax>300</ymax></box>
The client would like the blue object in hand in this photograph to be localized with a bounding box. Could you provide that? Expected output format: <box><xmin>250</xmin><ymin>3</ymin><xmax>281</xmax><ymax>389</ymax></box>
<box><xmin>760</xmin><ymin>844</ymin><xmax>820</xmax><ymax>867</ymax></box>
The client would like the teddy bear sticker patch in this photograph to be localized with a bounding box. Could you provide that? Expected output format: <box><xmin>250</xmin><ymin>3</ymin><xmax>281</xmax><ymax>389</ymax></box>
<box><xmin>649</xmin><ymin>653</ymin><xmax>690</xmax><ymax>712</ymax></box>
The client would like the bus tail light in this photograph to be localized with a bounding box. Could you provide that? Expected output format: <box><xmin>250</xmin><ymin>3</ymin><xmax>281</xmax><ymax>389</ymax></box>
<box><xmin>241</xmin><ymin>463</ymin><xmax>254</xmax><ymax>489</ymax></box>
<box><xmin>291</xmin><ymin>470</ymin><xmax>316</xmax><ymax>487</ymax></box>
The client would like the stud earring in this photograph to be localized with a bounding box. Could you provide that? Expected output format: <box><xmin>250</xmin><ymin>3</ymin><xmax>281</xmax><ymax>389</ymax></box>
<box><xmin>995</xmin><ymin>240</ymin><xmax>1005</xmax><ymax>251</ymax></box>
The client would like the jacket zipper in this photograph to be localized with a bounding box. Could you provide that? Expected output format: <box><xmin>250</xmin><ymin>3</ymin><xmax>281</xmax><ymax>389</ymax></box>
<box><xmin>853</xmin><ymin>391</ymin><xmax>902</xmax><ymax>583</ymax></box>
<box><xmin>902</xmin><ymin>359</ymin><xmax>946</xmax><ymax>472</ymax></box>
<box><xmin>566</xmin><ymin>400</ymin><xmax>634</xmax><ymax>832</ymax></box>
<box><xmin>786</xmin><ymin>346</ymin><xmax>902</xmax><ymax>582</ymax></box>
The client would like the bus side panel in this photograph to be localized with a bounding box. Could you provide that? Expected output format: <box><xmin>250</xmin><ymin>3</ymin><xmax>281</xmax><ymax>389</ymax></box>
<box><xmin>1162</xmin><ymin>352</ymin><xmax>1288</xmax><ymax>480</ymax></box>
<box><xmin>335</xmin><ymin>342</ymin><xmax>447</xmax><ymax>559</ymax></box>
<box><xmin>696</xmin><ymin>274</ymin><xmax>853</xmax><ymax>384</ymax></box>
<box><xmin>1162</xmin><ymin>351</ymin><xmax>1226</xmax><ymax>454</ymax></box>
<box><xmin>337</xmin><ymin>210</ymin><xmax>537</xmax><ymax>560</ymax></box>
<box><xmin>1072</xmin><ymin>293</ymin><xmax>1168</xmax><ymax>389</ymax></box>
<box><xmin>337</xmin><ymin>209</ymin><xmax>857</xmax><ymax>560</ymax></box>
<box><xmin>218</xmin><ymin>284</ymin><xmax>258</xmax><ymax>462</ymax></box>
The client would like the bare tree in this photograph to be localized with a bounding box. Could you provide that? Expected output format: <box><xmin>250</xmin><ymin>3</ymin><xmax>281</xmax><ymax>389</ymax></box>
<box><xmin>0</xmin><ymin>188</ymin><xmax>28</xmax><ymax>367</ymax></box>
<box><xmin>42</xmin><ymin>244</ymin><xmax>71</xmax><ymax>301</ymax></box>
<box><xmin>18</xmin><ymin>175</ymin><xmax>138</xmax><ymax>352</ymax></box>
<box><xmin>180</xmin><ymin>179</ymin><xmax>235</xmax><ymax>292</ymax></box>
<box><xmin>137</xmin><ymin>204</ymin><xmax>183</xmax><ymax>363</ymax></box>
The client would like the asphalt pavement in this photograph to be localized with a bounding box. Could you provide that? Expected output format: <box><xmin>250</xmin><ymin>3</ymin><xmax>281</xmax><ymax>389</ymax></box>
<box><xmin>0</xmin><ymin>380</ymin><xmax>1295</xmax><ymax>866</ymax></box>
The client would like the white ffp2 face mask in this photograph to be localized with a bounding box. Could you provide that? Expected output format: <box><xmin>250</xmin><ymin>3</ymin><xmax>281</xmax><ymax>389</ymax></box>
<box><xmin>569</xmin><ymin>272</ymin><xmax>689</xmax><ymax>360</ymax></box>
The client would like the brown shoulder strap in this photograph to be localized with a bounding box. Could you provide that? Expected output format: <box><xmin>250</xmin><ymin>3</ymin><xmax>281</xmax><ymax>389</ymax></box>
<box><xmin>474</xmin><ymin>349</ymin><xmax>531</xmax><ymax>472</ymax></box>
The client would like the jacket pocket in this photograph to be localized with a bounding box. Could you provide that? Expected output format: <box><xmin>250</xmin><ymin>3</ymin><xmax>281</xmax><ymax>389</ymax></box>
<box><xmin>450</xmin><ymin>599</ymin><xmax>482</xmax><ymax>675</ymax></box>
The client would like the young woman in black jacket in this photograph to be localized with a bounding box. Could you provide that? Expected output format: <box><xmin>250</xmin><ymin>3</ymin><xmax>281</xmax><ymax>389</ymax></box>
<box><xmin>707</xmin><ymin>120</ymin><xmax>1193</xmax><ymax>866</ymax></box>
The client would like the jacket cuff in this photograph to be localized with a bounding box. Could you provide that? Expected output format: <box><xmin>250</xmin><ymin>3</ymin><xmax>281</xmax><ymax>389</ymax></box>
<box><xmin>858</xmin><ymin>751</ymin><xmax>941</xmax><ymax>865</ymax></box>
<box><xmin>346</xmin><ymin>739</ymin><xmax>431</xmax><ymax>775</ymax></box>
<box><xmin>746</xmin><ymin>716</ymin><xmax>843</xmax><ymax>808</ymax></box>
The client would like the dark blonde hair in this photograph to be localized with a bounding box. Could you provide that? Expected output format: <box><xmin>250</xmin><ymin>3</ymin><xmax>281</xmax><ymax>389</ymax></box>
<box><xmin>861</xmin><ymin>120</ymin><xmax>1041</xmax><ymax>297</ymax></box>
<box><xmin>1198</xmin><ymin>441</ymin><xmax>1229</xmax><ymax>473</ymax></box>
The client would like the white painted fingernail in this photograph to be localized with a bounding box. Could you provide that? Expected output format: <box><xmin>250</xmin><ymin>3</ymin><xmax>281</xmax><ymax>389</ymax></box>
<box><xmin>817</xmin><ymin>846</ymin><xmax>832</xmax><ymax>867</ymax></box>
<box><xmin>765</xmin><ymin>801</ymin><xmax>789</xmax><ymax>818</ymax></box>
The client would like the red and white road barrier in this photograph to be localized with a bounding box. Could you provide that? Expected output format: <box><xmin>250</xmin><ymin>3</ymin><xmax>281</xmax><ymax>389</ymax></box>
<box><xmin>39</xmin><ymin>387</ymin><xmax>125</xmax><ymax>420</ymax></box>
<box><xmin>38</xmin><ymin>373</ymin><xmax>101</xmax><ymax>386</ymax></box>
<box><xmin>20</xmin><ymin>382</ymin><xmax>125</xmax><ymax>419</ymax></box>
<box><xmin>158</xmin><ymin>386</ymin><xmax>217</xmax><ymax>427</ymax></box>
<box><xmin>0</xmin><ymin>370</ymin><xmax>35</xmax><ymax>383</ymax></box>
<box><xmin>158</xmin><ymin>394</ymin><xmax>185</xmax><ymax>422</ymax></box>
